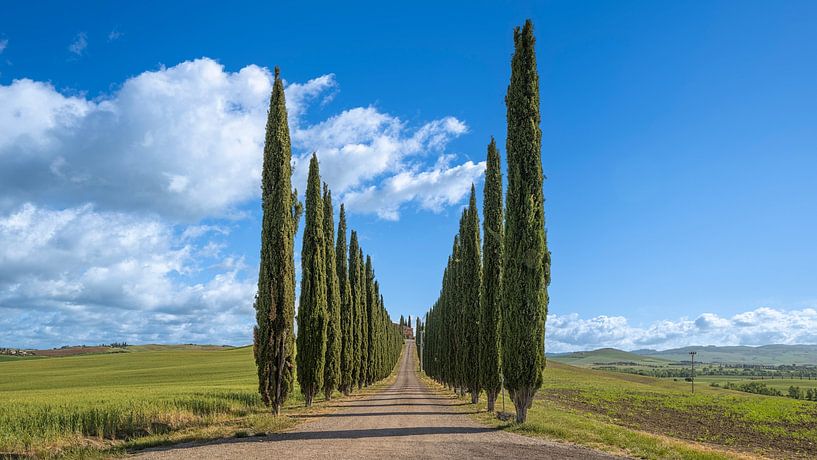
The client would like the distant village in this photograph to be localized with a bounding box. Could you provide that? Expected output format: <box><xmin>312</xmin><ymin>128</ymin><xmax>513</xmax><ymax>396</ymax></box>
<box><xmin>0</xmin><ymin>347</ymin><xmax>33</xmax><ymax>356</ymax></box>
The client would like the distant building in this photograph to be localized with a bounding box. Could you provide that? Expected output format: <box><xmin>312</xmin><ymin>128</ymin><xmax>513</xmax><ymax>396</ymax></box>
<box><xmin>395</xmin><ymin>323</ymin><xmax>414</xmax><ymax>340</ymax></box>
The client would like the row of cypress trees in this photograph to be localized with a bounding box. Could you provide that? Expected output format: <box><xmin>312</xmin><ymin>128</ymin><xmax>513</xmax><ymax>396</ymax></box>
<box><xmin>421</xmin><ymin>19</ymin><xmax>550</xmax><ymax>424</ymax></box>
<box><xmin>254</xmin><ymin>67</ymin><xmax>403</xmax><ymax>414</ymax></box>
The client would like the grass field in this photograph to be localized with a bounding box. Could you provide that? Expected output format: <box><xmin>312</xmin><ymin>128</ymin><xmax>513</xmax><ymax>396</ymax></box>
<box><xmin>695</xmin><ymin>376</ymin><xmax>817</xmax><ymax>390</ymax></box>
<box><xmin>424</xmin><ymin>360</ymin><xmax>817</xmax><ymax>459</ymax></box>
<box><xmin>1</xmin><ymin>344</ymin><xmax>405</xmax><ymax>458</ymax></box>
<box><xmin>5</xmin><ymin>346</ymin><xmax>815</xmax><ymax>459</ymax></box>
<box><xmin>0</xmin><ymin>346</ymin><xmax>319</xmax><ymax>458</ymax></box>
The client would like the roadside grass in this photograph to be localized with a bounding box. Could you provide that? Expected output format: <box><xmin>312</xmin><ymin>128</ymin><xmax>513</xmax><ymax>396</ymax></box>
<box><xmin>419</xmin><ymin>360</ymin><xmax>816</xmax><ymax>459</ymax></box>
<box><xmin>0</xmin><ymin>344</ymin><xmax>405</xmax><ymax>458</ymax></box>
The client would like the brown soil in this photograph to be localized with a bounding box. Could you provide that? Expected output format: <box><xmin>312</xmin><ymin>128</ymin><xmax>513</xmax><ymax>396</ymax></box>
<box><xmin>31</xmin><ymin>346</ymin><xmax>118</xmax><ymax>357</ymax></box>
<box><xmin>543</xmin><ymin>389</ymin><xmax>817</xmax><ymax>459</ymax></box>
<box><xmin>132</xmin><ymin>342</ymin><xmax>620</xmax><ymax>459</ymax></box>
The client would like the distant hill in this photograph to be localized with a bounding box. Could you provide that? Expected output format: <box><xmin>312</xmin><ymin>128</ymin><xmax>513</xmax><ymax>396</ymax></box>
<box><xmin>548</xmin><ymin>348</ymin><xmax>673</xmax><ymax>368</ymax></box>
<box><xmin>11</xmin><ymin>343</ymin><xmax>236</xmax><ymax>358</ymax></box>
<box><xmin>632</xmin><ymin>344</ymin><xmax>817</xmax><ymax>366</ymax></box>
<box><xmin>550</xmin><ymin>344</ymin><xmax>817</xmax><ymax>367</ymax></box>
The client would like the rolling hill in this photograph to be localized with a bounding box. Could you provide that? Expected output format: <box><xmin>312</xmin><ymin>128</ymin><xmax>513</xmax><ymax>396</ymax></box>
<box><xmin>632</xmin><ymin>344</ymin><xmax>817</xmax><ymax>366</ymax></box>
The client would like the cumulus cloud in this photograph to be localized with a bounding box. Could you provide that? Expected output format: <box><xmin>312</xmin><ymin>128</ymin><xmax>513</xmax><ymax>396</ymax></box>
<box><xmin>0</xmin><ymin>203</ymin><xmax>255</xmax><ymax>348</ymax></box>
<box><xmin>0</xmin><ymin>58</ymin><xmax>485</xmax><ymax>347</ymax></box>
<box><xmin>68</xmin><ymin>32</ymin><xmax>87</xmax><ymax>56</ymax></box>
<box><xmin>0</xmin><ymin>58</ymin><xmax>477</xmax><ymax>221</ymax></box>
<box><xmin>343</xmin><ymin>160</ymin><xmax>485</xmax><ymax>220</ymax></box>
<box><xmin>546</xmin><ymin>307</ymin><xmax>817</xmax><ymax>353</ymax></box>
<box><xmin>0</xmin><ymin>60</ymin><xmax>272</xmax><ymax>220</ymax></box>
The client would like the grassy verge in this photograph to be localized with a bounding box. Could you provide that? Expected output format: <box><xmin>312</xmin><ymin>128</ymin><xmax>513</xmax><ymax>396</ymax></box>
<box><xmin>0</xmin><ymin>344</ymin><xmax>405</xmax><ymax>458</ymax></box>
<box><xmin>418</xmin><ymin>359</ymin><xmax>814</xmax><ymax>459</ymax></box>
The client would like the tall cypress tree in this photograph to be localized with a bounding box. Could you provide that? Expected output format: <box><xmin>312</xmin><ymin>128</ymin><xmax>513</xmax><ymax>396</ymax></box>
<box><xmin>481</xmin><ymin>137</ymin><xmax>503</xmax><ymax>412</ymax></box>
<box><xmin>502</xmin><ymin>19</ymin><xmax>549</xmax><ymax>423</ymax></box>
<box><xmin>462</xmin><ymin>185</ymin><xmax>482</xmax><ymax>403</ymax></box>
<box><xmin>297</xmin><ymin>154</ymin><xmax>328</xmax><ymax>407</ymax></box>
<box><xmin>322</xmin><ymin>185</ymin><xmax>341</xmax><ymax>400</ymax></box>
<box><xmin>445</xmin><ymin>235</ymin><xmax>462</xmax><ymax>394</ymax></box>
<box><xmin>358</xmin><ymin>247</ymin><xmax>368</xmax><ymax>388</ymax></box>
<box><xmin>348</xmin><ymin>231</ymin><xmax>363</xmax><ymax>390</ymax></box>
<box><xmin>253</xmin><ymin>67</ymin><xmax>301</xmax><ymax>416</ymax></box>
<box><xmin>372</xmin><ymin>279</ymin><xmax>382</xmax><ymax>380</ymax></box>
<box><xmin>365</xmin><ymin>255</ymin><xmax>376</xmax><ymax>385</ymax></box>
<box><xmin>337</xmin><ymin>205</ymin><xmax>354</xmax><ymax>395</ymax></box>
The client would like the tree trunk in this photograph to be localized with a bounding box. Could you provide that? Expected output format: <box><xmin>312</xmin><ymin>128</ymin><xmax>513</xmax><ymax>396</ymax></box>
<box><xmin>512</xmin><ymin>387</ymin><xmax>535</xmax><ymax>423</ymax></box>
<box><xmin>304</xmin><ymin>390</ymin><xmax>314</xmax><ymax>407</ymax></box>
<box><xmin>272</xmin><ymin>402</ymin><xmax>281</xmax><ymax>416</ymax></box>
<box><xmin>324</xmin><ymin>388</ymin><xmax>332</xmax><ymax>401</ymax></box>
<box><xmin>470</xmin><ymin>390</ymin><xmax>479</xmax><ymax>405</ymax></box>
<box><xmin>486</xmin><ymin>389</ymin><xmax>497</xmax><ymax>412</ymax></box>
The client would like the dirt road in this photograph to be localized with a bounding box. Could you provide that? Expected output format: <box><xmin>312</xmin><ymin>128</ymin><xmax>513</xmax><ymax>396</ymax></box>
<box><xmin>135</xmin><ymin>341</ymin><xmax>619</xmax><ymax>459</ymax></box>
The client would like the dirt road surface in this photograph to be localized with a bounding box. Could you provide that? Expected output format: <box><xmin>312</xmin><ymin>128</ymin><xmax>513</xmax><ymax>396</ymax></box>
<box><xmin>134</xmin><ymin>341</ymin><xmax>619</xmax><ymax>459</ymax></box>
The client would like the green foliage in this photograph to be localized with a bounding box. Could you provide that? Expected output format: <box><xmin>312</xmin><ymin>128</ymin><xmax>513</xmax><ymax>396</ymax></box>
<box><xmin>365</xmin><ymin>255</ymin><xmax>376</xmax><ymax>385</ymax></box>
<box><xmin>421</xmin><ymin>189</ymin><xmax>482</xmax><ymax>402</ymax></box>
<box><xmin>461</xmin><ymin>186</ymin><xmax>482</xmax><ymax>402</ymax></box>
<box><xmin>296</xmin><ymin>154</ymin><xmax>328</xmax><ymax>406</ymax></box>
<box><xmin>481</xmin><ymin>138</ymin><xmax>503</xmax><ymax>409</ymax></box>
<box><xmin>348</xmin><ymin>231</ymin><xmax>363</xmax><ymax>389</ymax></box>
<box><xmin>322</xmin><ymin>185</ymin><xmax>341</xmax><ymax>400</ymax></box>
<box><xmin>502</xmin><ymin>19</ymin><xmax>548</xmax><ymax>422</ymax></box>
<box><xmin>336</xmin><ymin>205</ymin><xmax>354</xmax><ymax>395</ymax></box>
<box><xmin>253</xmin><ymin>66</ymin><xmax>300</xmax><ymax>415</ymax></box>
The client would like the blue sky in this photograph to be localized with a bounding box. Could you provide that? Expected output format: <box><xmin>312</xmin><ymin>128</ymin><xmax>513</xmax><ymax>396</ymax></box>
<box><xmin>1</xmin><ymin>1</ymin><xmax>816</xmax><ymax>351</ymax></box>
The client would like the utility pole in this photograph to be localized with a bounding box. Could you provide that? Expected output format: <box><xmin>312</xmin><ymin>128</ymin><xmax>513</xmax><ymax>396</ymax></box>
<box><xmin>689</xmin><ymin>351</ymin><xmax>697</xmax><ymax>394</ymax></box>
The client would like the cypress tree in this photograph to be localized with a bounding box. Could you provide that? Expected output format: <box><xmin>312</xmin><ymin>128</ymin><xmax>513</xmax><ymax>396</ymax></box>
<box><xmin>372</xmin><ymin>280</ymin><xmax>382</xmax><ymax>380</ymax></box>
<box><xmin>365</xmin><ymin>255</ymin><xmax>376</xmax><ymax>385</ymax></box>
<box><xmin>445</xmin><ymin>234</ymin><xmax>462</xmax><ymax>393</ymax></box>
<box><xmin>348</xmin><ymin>231</ymin><xmax>363</xmax><ymax>390</ymax></box>
<box><xmin>502</xmin><ymin>19</ymin><xmax>550</xmax><ymax>423</ymax></box>
<box><xmin>481</xmin><ymin>137</ymin><xmax>503</xmax><ymax>412</ymax></box>
<box><xmin>337</xmin><ymin>205</ymin><xmax>354</xmax><ymax>395</ymax></box>
<box><xmin>462</xmin><ymin>185</ymin><xmax>482</xmax><ymax>404</ymax></box>
<box><xmin>357</xmin><ymin>246</ymin><xmax>368</xmax><ymax>389</ymax></box>
<box><xmin>322</xmin><ymin>185</ymin><xmax>341</xmax><ymax>400</ymax></box>
<box><xmin>296</xmin><ymin>154</ymin><xmax>328</xmax><ymax>407</ymax></box>
<box><xmin>253</xmin><ymin>67</ymin><xmax>301</xmax><ymax>416</ymax></box>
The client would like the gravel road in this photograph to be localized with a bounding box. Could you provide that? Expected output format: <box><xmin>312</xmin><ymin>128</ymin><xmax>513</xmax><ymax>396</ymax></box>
<box><xmin>134</xmin><ymin>341</ymin><xmax>619</xmax><ymax>459</ymax></box>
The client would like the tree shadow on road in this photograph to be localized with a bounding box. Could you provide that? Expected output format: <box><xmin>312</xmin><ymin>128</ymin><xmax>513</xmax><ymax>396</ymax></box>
<box><xmin>327</xmin><ymin>402</ymin><xmax>470</xmax><ymax>408</ymax></box>
<box><xmin>296</xmin><ymin>411</ymin><xmax>480</xmax><ymax>418</ymax></box>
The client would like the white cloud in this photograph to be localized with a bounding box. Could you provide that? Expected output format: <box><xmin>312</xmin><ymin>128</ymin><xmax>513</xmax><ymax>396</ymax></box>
<box><xmin>546</xmin><ymin>307</ymin><xmax>817</xmax><ymax>353</ymax></box>
<box><xmin>108</xmin><ymin>29</ymin><xmax>123</xmax><ymax>41</ymax></box>
<box><xmin>68</xmin><ymin>32</ymin><xmax>87</xmax><ymax>56</ymax></box>
<box><xmin>343</xmin><ymin>160</ymin><xmax>485</xmax><ymax>220</ymax></box>
<box><xmin>0</xmin><ymin>39</ymin><xmax>7</xmax><ymax>54</ymax></box>
<box><xmin>0</xmin><ymin>203</ymin><xmax>255</xmax><ymax>348</ymax></box>
<box><xmin>0</xmin><ymin>58</ymin><xmax>486</xmax><ymax>347</ymax></box>
<box><xmin>0</xmin><ymin>58</ymin><xmax>477</xmax><ymax>221</ymax></box>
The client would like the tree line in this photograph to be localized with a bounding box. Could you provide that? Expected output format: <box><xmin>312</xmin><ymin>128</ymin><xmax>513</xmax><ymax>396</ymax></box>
<box><xmin>253</xmin><ymin>67</ymin><xmax>404</xmax><ymax>415</ymax></box>
<box><xmin>420</xmin><ymin>19</ymin><xmax>550</xmax><ymax>424</ymax></box>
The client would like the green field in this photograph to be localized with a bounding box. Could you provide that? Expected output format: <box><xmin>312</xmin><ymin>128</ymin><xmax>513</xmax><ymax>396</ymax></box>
<box><xmin>5</xmin><ymin>346</ymin><xmax>816</xmax><ymax>459</ymax></box>
<box><xmin>696</xmin><ymin>375</ymin><xmax>817</xmax><ymax>391</ymax></box>
<box><xmin>444</xmin><ymin>361</ymin><xmax>817</xmax><ymax>459</ymax></box>
<box><xmin>0</xmin><ymin>346</ymin><xmax>300</xmax><ymax>457</ymax></box>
